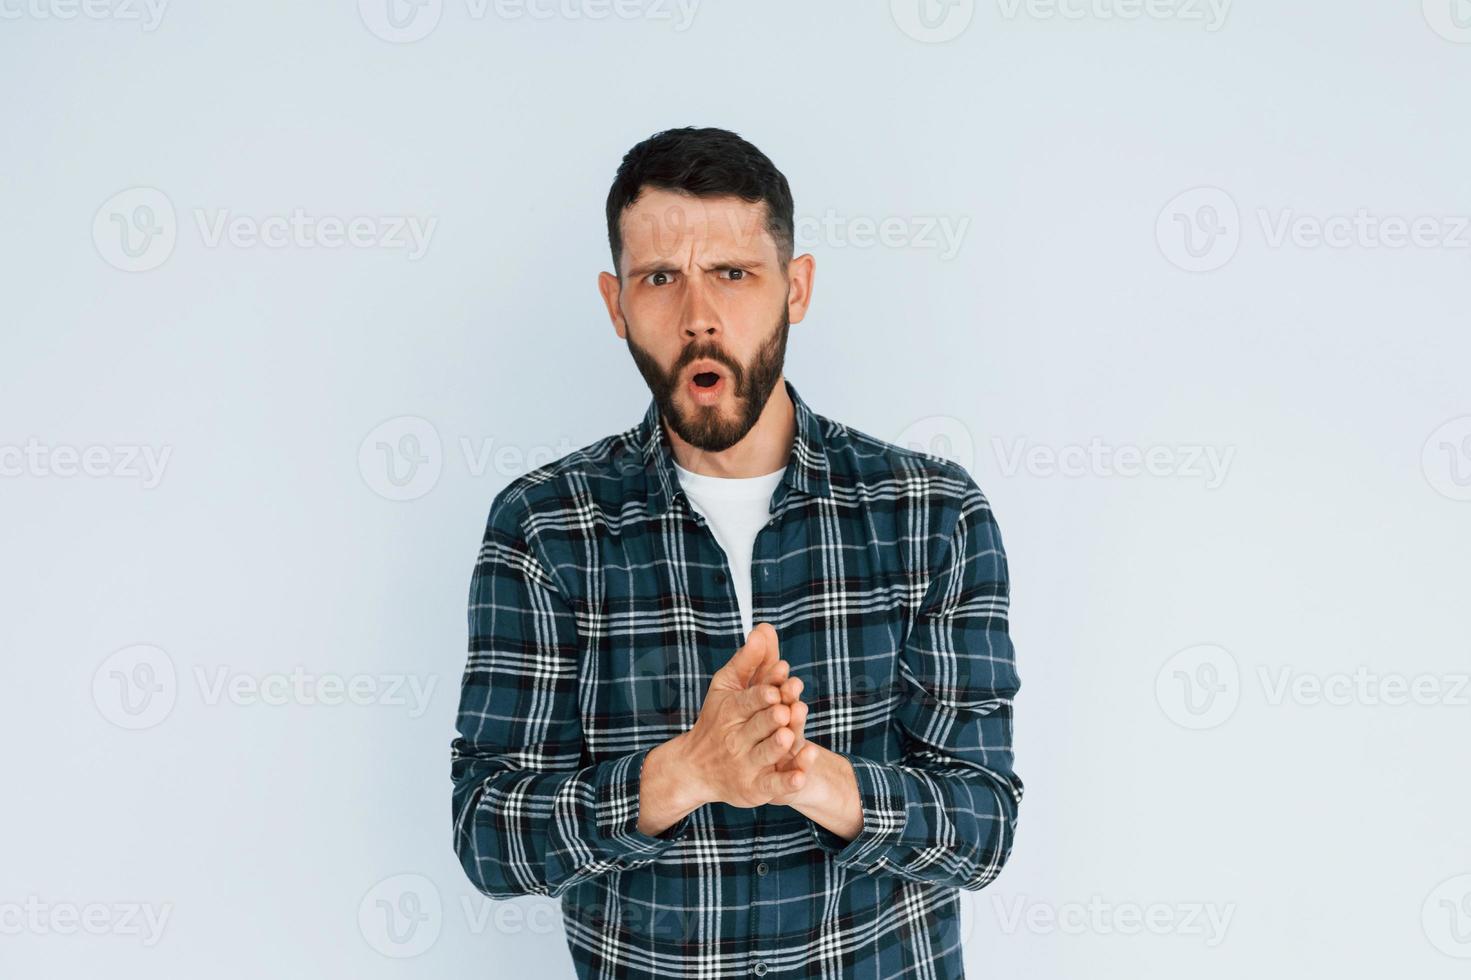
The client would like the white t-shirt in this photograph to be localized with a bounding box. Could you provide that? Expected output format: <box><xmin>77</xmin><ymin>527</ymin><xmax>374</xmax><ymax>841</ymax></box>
<box><xmin>673</xmin><ymin>460</ymin><xmax>786</xmax><ymax>638</ymax></box>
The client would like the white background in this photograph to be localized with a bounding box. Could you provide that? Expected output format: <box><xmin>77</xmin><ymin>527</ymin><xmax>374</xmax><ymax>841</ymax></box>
<box><xmin>3</xmin><ymin>1</ymin><xmax>1470</xmax><ymax>976</ymax></box>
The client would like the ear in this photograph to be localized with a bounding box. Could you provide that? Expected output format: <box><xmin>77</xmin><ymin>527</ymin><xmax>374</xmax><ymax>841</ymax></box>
<box><xmin>597</xmin><ymin>270</ymin><xmax>627</xmax><ymax>339</ymax></box>
<box><xmin>784</xmin><ymin>252</ymin><xmax>815</xmax><ymax>325</ymax></box>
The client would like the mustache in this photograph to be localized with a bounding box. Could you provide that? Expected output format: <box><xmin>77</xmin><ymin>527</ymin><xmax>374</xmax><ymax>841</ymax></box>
<box><xmin>677</xmin><ymin>347</ymin><xmax>734</xmax><ymax>370</ymax></box>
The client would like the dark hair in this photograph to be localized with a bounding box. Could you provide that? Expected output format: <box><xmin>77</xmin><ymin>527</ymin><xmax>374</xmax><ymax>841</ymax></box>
<box><xmin>605</xmin><ymin>126</ymin><xmax>795</xmax><ymax>278</ymax></box>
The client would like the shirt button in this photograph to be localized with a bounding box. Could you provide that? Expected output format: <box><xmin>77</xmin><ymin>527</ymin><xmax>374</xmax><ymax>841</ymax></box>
<box><xmin>714</xmin><ymin>571</ymin><xmax>726</xmax><ymax>584</ymax></box>
<box><xmin>753</xmin><ymin>964</ymin><xmax>768</xmax><ymax>976</ymax></box>
<box><xmin>756</xmin><ymin>861</ymin><xmax>769</xmax><ymax>876</ymax></box>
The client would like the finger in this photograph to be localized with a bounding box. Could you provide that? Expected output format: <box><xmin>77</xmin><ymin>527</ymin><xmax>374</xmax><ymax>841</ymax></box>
<box><xmin>749</xmin><ymin>622</ymin><xmax>780</xmax><ymax>673</ymax></box>
<box><xmin>717</xmin><ymin>628</ymin><xmax>775</xmax><ymax>688</ymax></box>
<box><xmin>759</xmin><ymin>765</ymin><xmax>806</xmax><ymax>798</ymax></box>
<box><xmin>752</xmin><ymin>621</ymin><xmax>779</xmax><ymax>653</ymax></box>
<box><xmin>778</xmin><ymin>699</ymin><xmax>809</xmax><ymax>763</ymax></box>
<box><xmin>793</xmin><ymin>742</ymin><xmax>820</xmax><ymax>770</ymax></box>
<box><xmin>735</xmin><ymin>624</ymin><xmax>781</xmax><ymax>686</ymax></box>
<box><xmin>751</xmin><ymin>658</ymin><xmax>790</xmax><ymax>691</ymax></box>
<box><xmin>737</xmin><ymin>702</ymin><xmax>791</xmax><ymax>750</ymax></box>
<box><xmin>737</xmin><ymin>680</ymin><xmax>782</xmax><ymax>719</ymax></box>
<box><xmin>787</xmin><ymin>698</ymin><xmax>808</xmax><ymax>740</ymax></box>
<box><xmin>752</xmin><ymin>725</ymin><xmax>795</xmax><ymax>766</ymax></box>
<box><xmin>779</xmin><ymin>674</ymin><xmax>803</xmax><ymax>704</ymax></box>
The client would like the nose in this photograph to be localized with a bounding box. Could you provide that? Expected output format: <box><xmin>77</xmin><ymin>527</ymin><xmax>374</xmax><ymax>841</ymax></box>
<box><xmin>679</xmin><ymin>272</ymin><xmax>721</xmax><ymax>340</ymax></box>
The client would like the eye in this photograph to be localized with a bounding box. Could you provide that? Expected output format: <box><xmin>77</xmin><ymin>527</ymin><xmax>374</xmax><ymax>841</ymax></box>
<box><xmin>645</xmin><ymin>271</ymin><xmax>673</xmax><ymax>286</ymax></box>
<box><xmin>719</xmin><ymin>268</ymin><xmax>746</xmax><ymax>281</ymax></box>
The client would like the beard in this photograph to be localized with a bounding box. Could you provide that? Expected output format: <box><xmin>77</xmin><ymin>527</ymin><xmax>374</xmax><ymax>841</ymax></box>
<box><xmin>625</xmin><ymin>305</ymin><xmax>790</xmax><ymax>454</ymax></box>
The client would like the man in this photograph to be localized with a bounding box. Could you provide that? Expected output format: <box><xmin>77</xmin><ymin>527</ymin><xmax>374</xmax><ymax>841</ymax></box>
<box><xmin>451</xmin><ymin>126</ymin><xmax>1023</xmax><ymax>978</ymax></box>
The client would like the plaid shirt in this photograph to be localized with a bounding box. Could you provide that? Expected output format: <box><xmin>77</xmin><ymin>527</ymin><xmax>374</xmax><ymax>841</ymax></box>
<box><xmin>451</xmin><ymin>379</ymin><xmax>1022</xmax><ymax>978</ymax></box>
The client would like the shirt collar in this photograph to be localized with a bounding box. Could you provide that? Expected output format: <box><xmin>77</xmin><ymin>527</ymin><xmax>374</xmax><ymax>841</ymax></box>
<box><xmin>637</xmin><ymin>377</ymin><xmax>833</xmax><ymax>517</ymax></box>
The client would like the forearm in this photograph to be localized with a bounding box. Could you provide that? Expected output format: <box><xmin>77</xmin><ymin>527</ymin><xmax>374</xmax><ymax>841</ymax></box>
<box><xmin>806</xmin><ymin>751</ymin><xmax>1021</xmax><ymax>889</ymax></box>
<box><xmin>453</xmin><ymin>747</ymin><xmax>691</xmax><ymax>899</ymax></box>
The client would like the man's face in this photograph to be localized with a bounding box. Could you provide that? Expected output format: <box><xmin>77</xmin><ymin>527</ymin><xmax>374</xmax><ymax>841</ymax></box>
<box><xmin>598</xmin><ymin>188</ymin><xmax>812</xmax><ymax>454</ymax></box>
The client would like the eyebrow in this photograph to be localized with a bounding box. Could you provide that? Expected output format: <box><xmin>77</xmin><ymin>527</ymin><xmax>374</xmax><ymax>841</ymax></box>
<box><xmin>624</xmin><ymin>257</ymin><xmax>767</xmax><ymax>279</ymax></box>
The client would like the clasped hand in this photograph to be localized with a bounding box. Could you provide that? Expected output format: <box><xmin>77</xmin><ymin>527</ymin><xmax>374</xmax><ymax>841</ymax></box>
<box><xmin>673</xmin><ymin>621</ymin><xmax>819</xmax><ymax>809</ymax></box>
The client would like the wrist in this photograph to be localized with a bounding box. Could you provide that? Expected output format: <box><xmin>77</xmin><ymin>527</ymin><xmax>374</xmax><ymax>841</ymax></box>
<box><xmin>791</xmin><ymin>747</ymin><xmax>849</xmax><ymax>816</ymax></box>
<box><xmin>653</xmin><ymin>732</ymin><xmax>707</xmax><ymax>812</ymax></box>
<box><xmin>799</xmin><ymin>748</ymin><xmax>862</xmax><ymax>842</ymax></box>
<box><xmin>792</xmin><ymin>745</ymin><xmax>834</xmax><ymax>809</ymax></box>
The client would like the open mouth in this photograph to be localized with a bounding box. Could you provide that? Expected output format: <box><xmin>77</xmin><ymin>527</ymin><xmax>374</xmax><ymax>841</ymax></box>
<box><xmin>685</xmin><ymin>363</ymin><xmax>728</xmax><ymax>405</ymax></box>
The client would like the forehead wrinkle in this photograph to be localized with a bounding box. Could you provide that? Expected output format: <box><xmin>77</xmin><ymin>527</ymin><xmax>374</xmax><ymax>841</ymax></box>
<box><xmin>621</xmin><ymin>193</ymin><xmax>771</xmax><ymax>275</ymax></box>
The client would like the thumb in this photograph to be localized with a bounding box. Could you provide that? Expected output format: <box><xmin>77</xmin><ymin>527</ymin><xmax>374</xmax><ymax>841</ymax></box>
<box><xmin>717</xmin><ymin>622</ymin><xmax>777</xmax><ymax>689</ymax></box>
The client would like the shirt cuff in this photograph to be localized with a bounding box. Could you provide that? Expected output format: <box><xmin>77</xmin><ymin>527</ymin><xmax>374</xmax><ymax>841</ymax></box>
<box><xmin>591</xmin><ymin>747</ymin><xmax>694</xmax><ymax>860</ymax></box>
<box><xmin>807</xmin><ymin>753</ymin><xmax>909</xmax><ymax>871</ymax></box>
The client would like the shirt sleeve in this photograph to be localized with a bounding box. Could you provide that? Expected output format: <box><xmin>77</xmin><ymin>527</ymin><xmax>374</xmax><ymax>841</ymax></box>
<box><xmin>809</xmin><ymin>466</ymin><xmax>1024</xmax><ymax>890</ymax></box>
<box><xmin>451</xmin><ymin>487</ymin><xmax>693</xmax><ymax>899</ymax></box>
